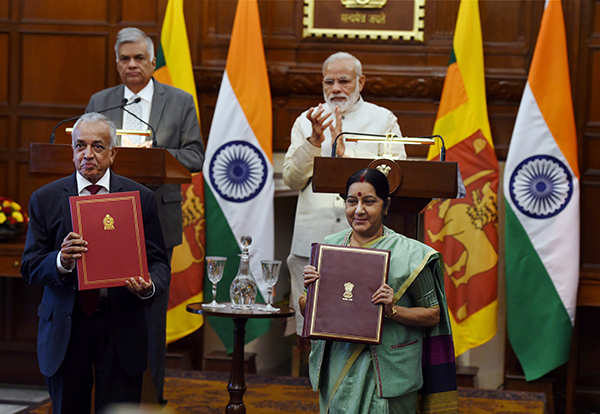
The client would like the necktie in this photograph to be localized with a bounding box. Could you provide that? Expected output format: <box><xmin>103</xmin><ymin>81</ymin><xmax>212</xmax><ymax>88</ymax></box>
<box><xmin>85</xmin><ymin>184</ymin><xmax>102</xmax><ymax>195</ymax></box>
<box><xmin>79</xmin><ymin>184</ymin><xmax>102</xmax><ymax>315</ymax></box>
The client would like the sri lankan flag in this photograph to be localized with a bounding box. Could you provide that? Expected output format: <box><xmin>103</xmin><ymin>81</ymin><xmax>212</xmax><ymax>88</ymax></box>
<box><xmin>155</xmin><ymin>0</ymin><xmax>205</xmax><ymax>343</ymax></box>
<box><xmin>424</xmin><ymin>0</ymin><xmax>499</xmax><ymax>356</ymax></box>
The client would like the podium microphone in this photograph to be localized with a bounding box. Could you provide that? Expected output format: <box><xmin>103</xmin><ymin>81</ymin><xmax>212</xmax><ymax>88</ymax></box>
<box><xmin>49</xmin><ymin>98</ymin><xmax>137</xmax><ymax>144</ymax></box>
<box><xmin>121</xmin><ymin>97</ymin><xmax>157</xmax><ymax>148</ymax></box>
<box><xmin>331</xmin><ymin>132</ymin><xmax>446</xmax><ymax>161</ymax></box>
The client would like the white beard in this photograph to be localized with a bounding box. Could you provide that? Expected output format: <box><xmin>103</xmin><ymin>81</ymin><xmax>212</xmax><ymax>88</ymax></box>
<box><xmin>324</xmin><ymin>80</ymin><xmax>361</xmax><ymax>114</ymax></box>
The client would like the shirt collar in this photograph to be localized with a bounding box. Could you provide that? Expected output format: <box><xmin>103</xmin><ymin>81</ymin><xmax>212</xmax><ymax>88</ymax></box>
<box><xmin>124</xmin><ymin>78</ymin><xmax>154</xmax><ymax>103</ymax></box>
<box><xmin>76</xmin><ymin>169</ymin><xmax>111</xmax><ymax>194</ymax></box>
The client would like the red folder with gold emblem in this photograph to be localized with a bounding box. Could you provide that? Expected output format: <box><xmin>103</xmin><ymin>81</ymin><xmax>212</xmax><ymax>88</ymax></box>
<box><xmin>69</xmin><ymin>191</ymin><xmax>149</xmax><ymax>290</ymax></box>
<box><xmin>302</xmin><ymin>243</ymin><xmax>390</xmax><ymax>344</ymax></box>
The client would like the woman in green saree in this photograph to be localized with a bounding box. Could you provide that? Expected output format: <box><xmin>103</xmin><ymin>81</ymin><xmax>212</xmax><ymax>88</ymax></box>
<box><xmin>299</xmin><ymin>168</ymin><xmax>457</xmax><ymax>414</ymax></box>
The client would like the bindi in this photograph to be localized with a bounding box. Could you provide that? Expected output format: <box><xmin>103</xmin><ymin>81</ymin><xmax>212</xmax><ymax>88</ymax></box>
<box><xmin>357</xmin><ymin>192</ymin><xmax>362</xmax><ymax>197</ymax></box>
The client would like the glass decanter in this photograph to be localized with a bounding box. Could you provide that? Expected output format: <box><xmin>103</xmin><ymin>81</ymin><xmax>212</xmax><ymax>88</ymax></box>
<box><xmin>229</xmin><ymin>236</ymin><xmax>258</xmax><ymax>309</ymax></box>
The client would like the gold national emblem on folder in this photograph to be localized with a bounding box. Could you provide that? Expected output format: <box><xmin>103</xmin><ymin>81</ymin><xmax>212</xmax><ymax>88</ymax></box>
<box><xmin>342</xmin><ymin>282</ymin><xmax>354</xmax><ymax>301</ymax></box>
<box><xmin>103</xmin><ymin>214</ymin><xmax>115</xmax><ymax>230</ymax></box>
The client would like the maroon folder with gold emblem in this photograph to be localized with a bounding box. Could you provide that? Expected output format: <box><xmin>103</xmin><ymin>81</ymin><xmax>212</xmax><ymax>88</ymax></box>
<box><xmin>302</xmin><ymin>243</ymin><xmax>390</xmax><ymax>344</ymax></box>
<box><xmin>69</xmin><ymin>191</ymin><xmax>149</xmax><ymax>290</ymax></box>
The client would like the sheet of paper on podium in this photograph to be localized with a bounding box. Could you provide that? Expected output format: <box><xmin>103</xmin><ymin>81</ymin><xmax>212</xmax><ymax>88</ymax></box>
<box><xmin>302</xmin><ymin>243</ymin><xmax>390</xmax><ymax>344</ymax></box>
<box><xmin>69</xmin><ymin>191</ymin><xmax>149</xmax><ymax>290</ymax></box>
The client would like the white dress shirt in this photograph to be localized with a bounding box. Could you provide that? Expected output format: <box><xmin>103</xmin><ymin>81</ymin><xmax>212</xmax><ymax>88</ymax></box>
<box><xmin>122</xmin><ymin>80</ymin><xmax>154</xmax><ymax>147</ymax></box>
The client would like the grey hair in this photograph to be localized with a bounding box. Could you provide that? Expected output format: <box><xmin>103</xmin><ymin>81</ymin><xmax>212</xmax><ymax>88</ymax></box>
<box><xmin>72</xmin><ymin>113</ymin><xmax>118</xmax><ymax>148</ymax></box>
<box><xmin>114</xmin><ymin>27</ymin><xmax>154</xmax><ymax>62</ymax></box>
<box><xmin>322</xmin><ymin>52</ymin><xmax>363</xmax><ymax>77</ymax></box>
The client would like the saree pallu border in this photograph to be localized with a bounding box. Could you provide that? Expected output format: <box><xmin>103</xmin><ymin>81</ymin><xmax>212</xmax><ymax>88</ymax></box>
<box><xmin>419</xmin><ymin>334</ymin><xmax>458</xmax><ymax>413</ymax></box>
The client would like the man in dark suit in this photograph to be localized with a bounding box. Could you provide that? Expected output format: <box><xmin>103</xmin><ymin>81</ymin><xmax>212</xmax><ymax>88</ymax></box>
<box><xmin>86</xmin><ymin>27</ymin><xmax>204</xmax><ymax>403</ymax></box>
<box><xmin>21</xmin><ymin>112</ymin><xmax>170</xmax><ymax>414</ymax></box>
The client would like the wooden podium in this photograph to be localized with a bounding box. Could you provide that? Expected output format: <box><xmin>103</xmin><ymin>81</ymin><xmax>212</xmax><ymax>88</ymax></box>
<box><xmin>29</xmin><ymin>143</ymin><xmax>191</xmax><ymax>185</ymax></box>
<box><xmin>312</xmin><ymin>156</ymin><xmax>458</xmax><ymax>239</ymax></box>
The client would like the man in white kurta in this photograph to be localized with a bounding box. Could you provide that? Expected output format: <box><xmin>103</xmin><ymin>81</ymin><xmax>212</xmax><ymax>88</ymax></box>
<box><xmin>283</xmin><ymin>52</ymin><xmax>407</xmax><ymax>335</ymax></box>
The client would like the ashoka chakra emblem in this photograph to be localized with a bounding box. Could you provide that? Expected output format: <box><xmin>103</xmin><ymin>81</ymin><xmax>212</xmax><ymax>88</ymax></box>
<box><xmin>509</xmin><ymin>154</ymin><xmax>573</xmax><ymax>219</ymax></box>
<box><xmin>209</xmin><ymin>140</ymin><xmax>268</xmax><ymax>203</ymax></box>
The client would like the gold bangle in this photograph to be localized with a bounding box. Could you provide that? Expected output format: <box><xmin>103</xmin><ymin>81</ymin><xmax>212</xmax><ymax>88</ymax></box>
<box><xmin>386</xmin><ymin>305</ymin><xmax>397</xmax><ymax>318</ymax></box>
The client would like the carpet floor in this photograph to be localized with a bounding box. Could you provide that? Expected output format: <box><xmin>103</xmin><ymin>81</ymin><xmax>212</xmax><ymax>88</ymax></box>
<box><xmin>19</xmin><ymin>370</ymin><xmax>546</xmax><ymax>413</ymax></box>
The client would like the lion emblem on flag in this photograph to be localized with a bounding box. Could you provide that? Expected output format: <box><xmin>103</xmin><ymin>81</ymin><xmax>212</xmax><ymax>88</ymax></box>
<box><xmin>424</xmin><ymin>134</ymin><xmax>499</xmax><ymax>322</ymax></box>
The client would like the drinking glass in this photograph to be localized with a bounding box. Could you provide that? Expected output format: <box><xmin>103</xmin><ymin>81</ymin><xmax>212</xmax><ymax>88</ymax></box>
<box><xmin>206</xmin><ymin>256</ymin><xmax>227</xmax><ymax>308</ymax></box>
<box><xmin>261</xmin><ymin>260</ymin><xmax>281</xmax><ymax>311</ymax></box>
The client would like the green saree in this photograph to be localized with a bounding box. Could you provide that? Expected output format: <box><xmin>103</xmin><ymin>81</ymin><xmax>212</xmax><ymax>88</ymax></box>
<box><xmin>308</xmin><ymin>227</ymin><xmax>457</xmax><ymax>414</ymax></box>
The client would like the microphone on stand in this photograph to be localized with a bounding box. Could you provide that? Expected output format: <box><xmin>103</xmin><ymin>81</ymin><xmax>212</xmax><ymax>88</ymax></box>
<box><xmin>49</xmin><ymin>98</ymin><xmax>137</xmax><ymax>144</ymax></box>
<box><xmin>121</xmin><ymin>97</ymin><xmax>157</xmax><ymax>148</ymax></box>
<box><xmin>331</xmin><ymin>132</ymin><xmax>447</xmax><ymax>161</ymax></box>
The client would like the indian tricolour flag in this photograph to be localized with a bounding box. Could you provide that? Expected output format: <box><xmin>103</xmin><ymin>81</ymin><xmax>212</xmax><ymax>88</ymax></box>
<box><xmin>202</xmin><ymin>0</ymin><xmax>273</xmax><ymax>352</ymax></box>
<box><xmin>504</xmin><ymin>0</ymin><xmax>580</xmax><ymax>381</ymax></box>
<box><xmin>154</xmin><ymin>0</ymin><xmax>206</xmax><ymax>344</ymax></box>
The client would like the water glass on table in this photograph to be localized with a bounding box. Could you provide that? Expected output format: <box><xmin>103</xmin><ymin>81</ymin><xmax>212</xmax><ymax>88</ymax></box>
<box><xmin>206</xmin><ymin>256</ymin><xmax>227</xmax><ymax>308</ymax></box>
<box><xmin>261</xmin><ymin>259</ymin><xmax>281</xmax><ymax>311</ymax></box>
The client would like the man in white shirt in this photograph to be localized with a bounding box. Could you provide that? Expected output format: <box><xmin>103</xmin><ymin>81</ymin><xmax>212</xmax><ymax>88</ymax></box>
<box><xmin>283</xmin><ymin>52</ymin><xmax>407</xmax><ymax>336</ymax></box>
<box><xmin>86</xmin><ymin>27</ymin><xmax>204</xmax><ymax>404</ymax></box>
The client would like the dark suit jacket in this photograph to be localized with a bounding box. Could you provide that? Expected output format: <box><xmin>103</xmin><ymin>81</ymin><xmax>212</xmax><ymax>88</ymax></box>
<box><xmin>86</xmin><ymin>79</ymin><xmax>204</xmax><ymax>248</ymax></box>
<box><xmin>20</xmin><ymin>172</ymin><xmax>170</xmax><ymax>378</ymax></box>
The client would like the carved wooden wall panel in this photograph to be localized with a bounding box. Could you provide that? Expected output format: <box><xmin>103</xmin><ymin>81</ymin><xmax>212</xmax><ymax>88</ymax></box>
<box><xmin>0</xmin><ymin>117</ymin><xmax>7</xmax><ymax>148</ymax></box>
<box><xmin>0</xmin><ymin>116</ymin><xmax>8</xmax><ymax>202</ymax></box>
<box><xmin>581</xmin><ymin>130</ymin><xmax>600</xmax><ymax>174</ymax></box>
<box><xmin>0</xmin><ymin>1</ymin><xmax>9</xmax><ymax>20</ymax></box>
<box><xmin>0</xmin><ymin>135</ymin><xmax>7</xmax><ymax>193</ymax></box>
<box><xmin>204</xmin><ymin>0</ymin><xmax>236</xmax><ymax>48</ymax></box>
<box><xmin>21</xmin><ymin>0</ymin><xmax>109</xmax><ymax>22</ymax></box>
<box><xmin>263</xmin><ymin>0</ymin><xmax>297</xmax><ymax>40</ymax></box>
<box><xmin>0</xmin><ymin>33</ymin><xmax>8</xmax><ymax>104</ymax></box>
<box><xmin>121</xmin><ymin>0</ymin><xmax>160</xmax><ymax>24</ymax></box>
<box><xmin>20</xmin><ymin>33</ymin><xmax>107</xmax><ymax>106</ymax></box>
<box><xmin>426</xmin><ymin>0</ymin><xmax>457</xmax><ymax>39</ymax></box>
<box><xmin>578</xmin><ymin>0</ymin><xmax>600</xmax><ymax>280</ymax></box>
<box><xmin>581</xmin><ymin>183</ymin><xmax>600</xmax><ymax>265</ymax></box>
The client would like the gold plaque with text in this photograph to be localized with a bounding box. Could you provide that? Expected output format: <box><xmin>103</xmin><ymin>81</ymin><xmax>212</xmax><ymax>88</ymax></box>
<box><xmin>303</xmin><ymin>0</ymin><xmax>425</xmax><ymax>41</ymax></box>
